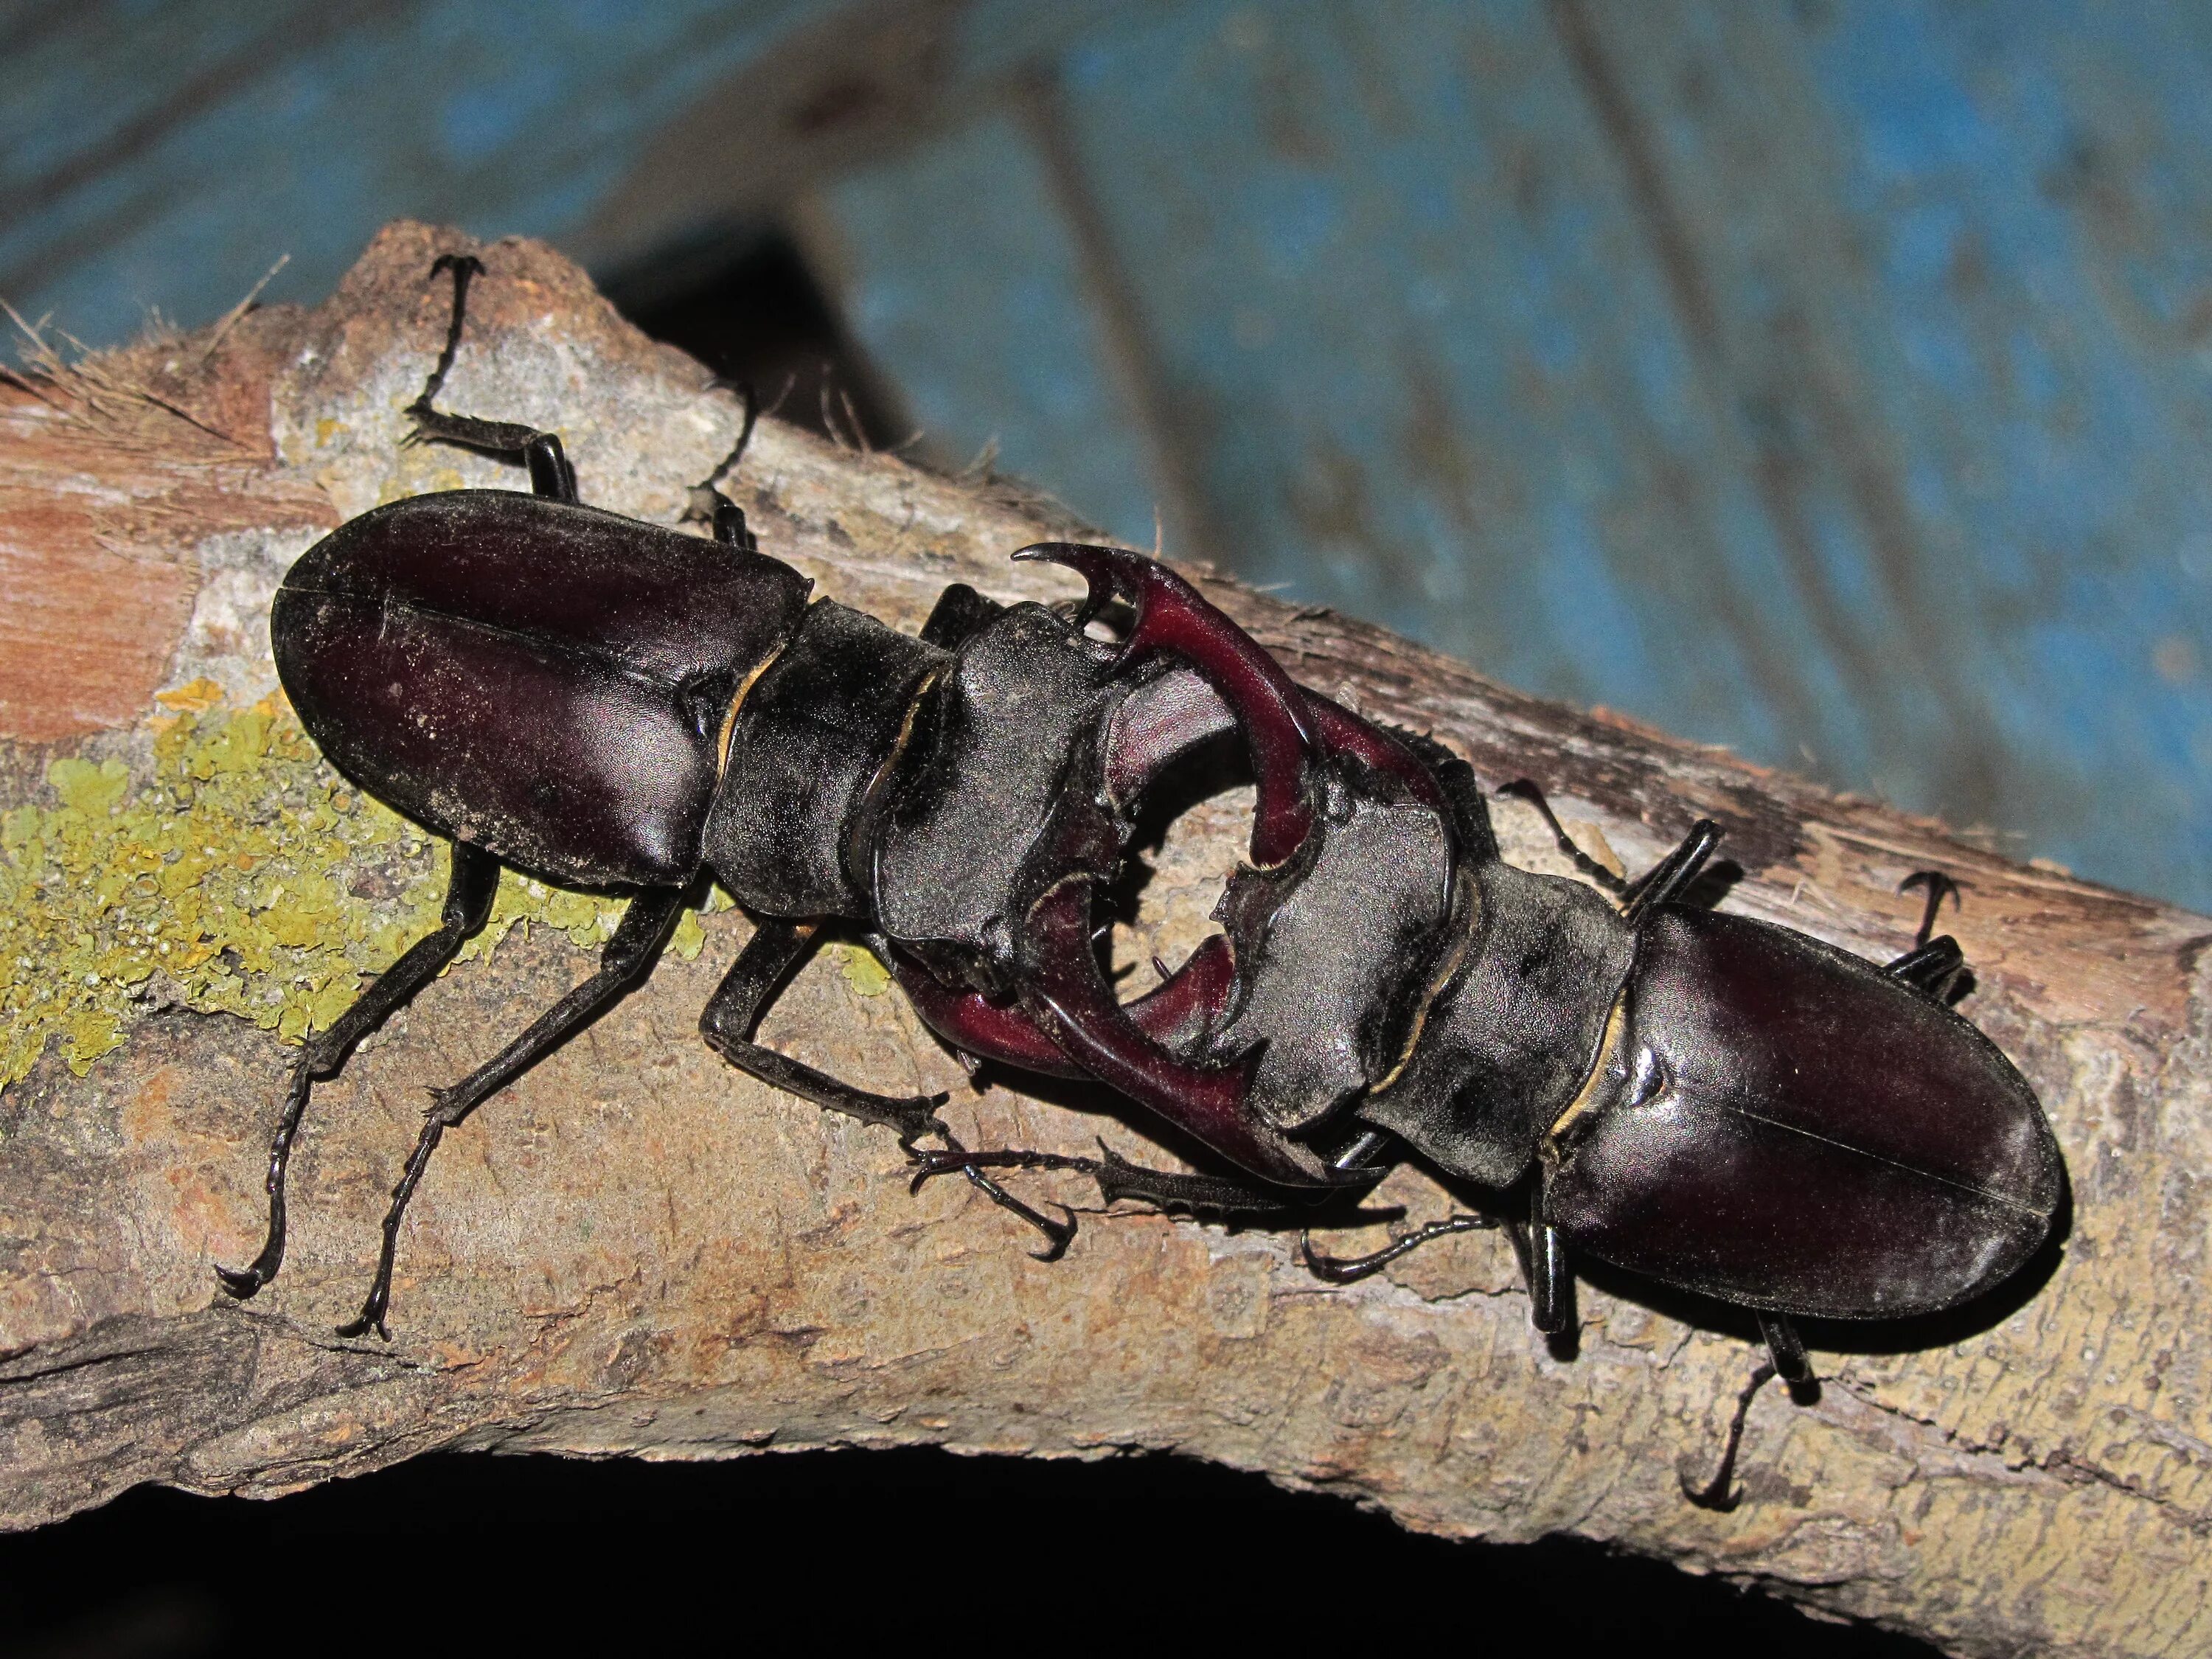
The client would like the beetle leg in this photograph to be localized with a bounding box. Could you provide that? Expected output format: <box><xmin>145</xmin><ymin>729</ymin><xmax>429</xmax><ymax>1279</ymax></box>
<box><xmin>1530</xmin><ymin>1234</ymin><xmax>1571</xmax><ymax>1330</ymax></box>
<box><xmin>413</xmin><ymin>252</ymin><xmax>481</xmax><ymax>415</ymax></box>
<box><xmin>406</xmin><ymin>415</ymin><xmax>577</xmax><ymax>505</ymax></box>
<box><xmin>1887</xmin><ymin>936</ymin><xmax>1967</xmax><ymax>1001</ymax></box>
<box><xmin>699</xmin><ymin>920</ymin><xmax>1087</xmax><ymax>1256</ymax></box>
<box><xmin>1680</xmin><ymin>1360</ymin><xmax>1780</xmax><ymax>1512</ymax></box>
<box><xmin>896</xmin><ymin>1135</ymin><xmax>1084</xmax><ymax>1262</ymax></box>
<box><xmin>699</xmin><ymin>918</ymin><xmax>950</xmax><ymax>1145</ymax></box>
<box><xmin>401</xmin><ymin>252</ymin><xmax>581</xmax><ymax>503</ymax></box>
<box><xmin>681</xmin><ymin>382</ymin><xmax>762</xmax><ymax>538</ymax></box>
<box><xmin>933</xmin><ymin>1135</ymin><xmax>1080</xmax><ymax>1262</ymax></box>
<box><xmin>1083</xmin><ymin>1141</ymin><xmax>1311</xmax><ymax>1216</ymax></box>
<box><xmin>913</xmin><ymin>1138</ymin><xmax>1314</xmax><ymax>1220</ymax></box>
<box><xmin>1888</xmin><ymin>873</ymin><xmax>1969</xmax><ymax>1001</ymax></box>
<box><xmin>1759</xmin><ymin>1311</ymin><xmax>1815</xmax><ymax>1385</ymax></box>
<box><xmin>1901</xmin><ymin>869</ymin><xmax>1962</xmax><ymax>949</ymax></box>
<box><xmin>1495</xmin><ymin>779</ymin><xmax>1725</xmax><ymax>925</ymax></box>
<box><xmin>1680</xmin><ymin>1315</ymin><xmax>1815</xmax><ymax>1510</ymax></box>
<box><xmin>1303</xmin><ymin>1157</ymin><xmax>1565</xmax><ymax>1311</ymax></box>
<box><xmin>1506</xmin><ymin>1177</ymin><xmax>1575</xmax><ymax>1333</ymax></box>
<box><xmin>338</xmin><ymin>885</ymin><xmax>689</xmax><ymax>1340</ymax></box>
<box><xmin>215</xmin><ymin>842</ymin><xmax>499</xmax><ymax>1301</ymax></box>
<box><xmin>1298</xmin><ymin>1214</ymin><xmax>1498</xmax><ymax>1282</ymax></box>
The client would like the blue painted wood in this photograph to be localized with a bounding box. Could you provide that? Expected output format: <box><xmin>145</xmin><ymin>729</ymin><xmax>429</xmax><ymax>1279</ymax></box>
<box><xmin>816</xmin><ymin>0</ymin><xmax>2212</xmax><ymax>910</ymax></box>
<box><xmin>827</xmin><ymin>113</ymin><xmax>1163</xmax><ymax>543</ymax></box>
<box><xmin>0</xmin><ymin>0</ymin><xmax>847</xmax><ymax>348</ymax></box>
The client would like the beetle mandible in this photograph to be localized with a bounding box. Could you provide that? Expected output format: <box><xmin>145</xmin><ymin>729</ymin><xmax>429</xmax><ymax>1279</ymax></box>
<box><xmin>218</xmin><ymin>256</ymin><xmax>2062</xmax><ymax>1503</ymax></box>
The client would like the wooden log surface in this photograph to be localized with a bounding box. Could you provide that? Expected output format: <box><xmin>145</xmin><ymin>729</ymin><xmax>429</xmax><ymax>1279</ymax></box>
<box><xmin>1</xmin><ymin>223</ymin><xmax>2205</xmax><ymax>1659</ymax></box>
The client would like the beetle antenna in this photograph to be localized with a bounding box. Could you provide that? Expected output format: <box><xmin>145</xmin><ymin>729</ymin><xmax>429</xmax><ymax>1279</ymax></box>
<box><xmin>1680</xmin><ymin>1360</ymin><xmax>1778</xmax><ymax>1512</ymax></box>
<box><xmin>1495</xmin><ymin>779</ymin><xmax>1627</xmax><ymax>895</ymax></box>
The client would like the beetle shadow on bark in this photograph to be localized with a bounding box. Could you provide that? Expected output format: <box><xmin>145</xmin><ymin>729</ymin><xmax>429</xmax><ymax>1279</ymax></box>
<box><xmin>1677</xmin><ymin>857</ymin><xmax>1744</xmax><ymax>912</ymax></box>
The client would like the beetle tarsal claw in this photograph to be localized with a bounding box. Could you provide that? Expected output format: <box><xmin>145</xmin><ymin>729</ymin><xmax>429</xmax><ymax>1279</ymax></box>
<box><xmin>335</xmin><ymin>1312</ymin><xmax>392</xmax><ymax>1344</ymax></box>
<box><xmin>905</xmin><ymin>1135</ymin><xmax>1085</xmax><ymax>1259</ymax></box>
<box><xmin>212</xmin><ymin>1262</ymin><xmax>267</xmax><ymax>1297</ymax></box>
<box><xmin>1023</xmin><ymin>1203</ymin><xmax>1079</xmax><ymax>1262</ymax></box>
<box><xmin>1679</xmin><ymin>1360</ymin><xmax>1780</xmax><ymax>1512</ymax></box>
<box><xmin>1899</xmin><ymin>869</ymin><xmax>1963</xmax><ymax>949</ymax></box>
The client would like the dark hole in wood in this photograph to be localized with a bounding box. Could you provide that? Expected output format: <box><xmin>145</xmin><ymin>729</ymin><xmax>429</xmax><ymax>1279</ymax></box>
<box><xmin>599</xmin><ymin>221</ymin><xmax>904</xmax><ymax>452</ymax></box>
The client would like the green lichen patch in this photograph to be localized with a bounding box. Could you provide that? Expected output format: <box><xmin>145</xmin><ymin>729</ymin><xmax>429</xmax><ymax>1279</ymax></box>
<box><xmin>0</xmin><ymin>687</ymin><xmax>723</xmax><ymax>1096</ymax></box>
<box><xmin>829</xmin><ymin>942</ymin><xmax>891</xmax><ymax>997</ymax></box>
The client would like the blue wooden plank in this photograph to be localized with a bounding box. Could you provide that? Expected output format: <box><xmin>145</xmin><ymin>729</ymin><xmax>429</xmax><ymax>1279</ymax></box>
<box><xmin>0</xmin><ymin>0</ymin><xmax>851</xmax><ymax>347</ymax></box>
<box><xmin>1601</xmin><ymin>0</ymin><xmax>2212</xmax><ymax>896</ymax></box>
<box><xmin>823</xmin><ymin>114</ymin><xmax>1164</xmax><ymax>545</ymax></box>
<box><xmin>815</xmin><ymin>0</ymin><xmax>2212</xmax><ymax>909</ymax></box>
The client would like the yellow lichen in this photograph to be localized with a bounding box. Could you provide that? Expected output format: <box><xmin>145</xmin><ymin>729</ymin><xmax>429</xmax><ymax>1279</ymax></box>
<box><xmin>0</xmin><ymin>689</ymin><xmax>725</xmax><ymax>1097</ymax></box>
<box><xmin>153</xmin><ymin>677</ymin><xmax>226</xmax><ymax>714</ymax></box>
<box><xmin>831</xmin><ymin>942</ymin><xmax>891</xmax><ymax>997</ymax></box>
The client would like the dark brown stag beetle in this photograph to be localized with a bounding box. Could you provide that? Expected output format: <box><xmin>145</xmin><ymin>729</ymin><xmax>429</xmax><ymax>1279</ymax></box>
<box><xmin>219</xmin><ymin>257</ymin><xmax>2061</xmax><ymax>1503</ymax></box>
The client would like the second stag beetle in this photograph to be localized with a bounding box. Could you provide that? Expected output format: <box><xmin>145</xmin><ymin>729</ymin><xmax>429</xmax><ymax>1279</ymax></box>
<box><xmin>220</xmin><ymin>256</ymin><xmax>2063</xmax><ymax>1498</ymax></box>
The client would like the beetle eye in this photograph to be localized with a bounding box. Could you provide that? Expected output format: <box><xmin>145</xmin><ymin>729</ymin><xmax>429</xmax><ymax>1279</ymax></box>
<box><xmin>678</xmin><ymin>669</ymin><xmax>739</xmax><ymax>740</ymax></box>
<box><xmin>1626</xmin><ymin>1043</ymin><xmax>1669</xmax><ymax>1108</ymax></box>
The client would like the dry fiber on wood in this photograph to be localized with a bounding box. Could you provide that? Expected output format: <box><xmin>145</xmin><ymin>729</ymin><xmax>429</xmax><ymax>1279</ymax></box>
<box><xmin>0</xmin><ymin>223</ymin><xmax>2201</xmax><ymax>1659</ymax></box>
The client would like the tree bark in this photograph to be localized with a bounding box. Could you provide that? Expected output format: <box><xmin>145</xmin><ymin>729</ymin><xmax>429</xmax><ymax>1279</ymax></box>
<box><xmin>2</xmin><ymin>223</ymin><xmax>2203</xmax><ymax>1659</ymax></box>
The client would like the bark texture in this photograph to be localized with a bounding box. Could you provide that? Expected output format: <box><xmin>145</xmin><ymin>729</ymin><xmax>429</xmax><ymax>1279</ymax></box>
<box><xmin>2</xmin><ymin>223</ymin><xmax>2205</xmax><ymax>1659</ymax></box>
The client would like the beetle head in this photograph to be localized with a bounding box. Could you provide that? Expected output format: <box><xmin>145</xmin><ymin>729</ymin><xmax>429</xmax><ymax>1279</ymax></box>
<box><xmin>880</xmin><ymin>545</ymin><xmax>1464</xmax><ymax>1187</ymax></box>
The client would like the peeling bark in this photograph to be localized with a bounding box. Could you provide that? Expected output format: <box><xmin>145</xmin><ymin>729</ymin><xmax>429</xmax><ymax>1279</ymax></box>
<box><xmin>1</xmin><ymin>223</ymin><xmax>2205</xmax><ymax>1659</ymax></box>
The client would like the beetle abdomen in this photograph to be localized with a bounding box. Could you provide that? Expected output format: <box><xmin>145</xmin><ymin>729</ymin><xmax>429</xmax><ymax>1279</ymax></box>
<box><xmin>274</xmin><ymin>490</ymin><xmax>810</xmax><ymax>887</ymax></box>
<box><xmin>1543</xmin><ymin>907</ymin><xmax>2061</xmax><ymax>1318</ymax></box>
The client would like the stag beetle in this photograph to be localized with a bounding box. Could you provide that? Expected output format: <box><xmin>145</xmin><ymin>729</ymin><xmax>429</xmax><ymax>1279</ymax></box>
<box><xmin>218</xmin><ymin>257</ymin><xmax>2060</xmax><ymax>1501</ymax></box>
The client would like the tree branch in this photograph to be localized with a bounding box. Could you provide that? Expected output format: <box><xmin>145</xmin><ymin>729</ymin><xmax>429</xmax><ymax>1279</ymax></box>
<box><xmin>1</xmin><ymin>223</ymin><xmax>2200</xmax><ymax>1659</ymax></box>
